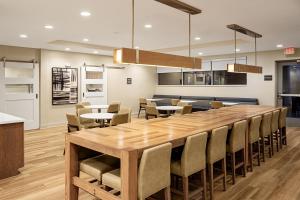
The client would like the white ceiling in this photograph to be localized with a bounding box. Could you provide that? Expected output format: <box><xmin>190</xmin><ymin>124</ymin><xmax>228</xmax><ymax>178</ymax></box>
<box><xmin>0</xmin><ymin>0</ymin><xmax>299</xmax><ymax>57</ymax></box>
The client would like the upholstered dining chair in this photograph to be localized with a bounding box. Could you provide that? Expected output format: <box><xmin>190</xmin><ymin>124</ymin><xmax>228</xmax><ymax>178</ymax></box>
<box><xmin>138</xmin><ymin>98</ymin><xmax>147</xmax><ymax>118</ymax></box>
<box><xmin>171</xmin><ymin>99</ymin><xmax>180</xmax><ymax>106</ymax></box>
<box><xmin>75</xmin><ymin>103</ymin><xmax>85</xmax><ymax>115</ymax></box>
<box><xmin>248</xmin><ymin>116</ymin><xmax>262</xmax><ymax>172</ymax></box>
<box><xmin>66</xmin><ymin>114</ymin><xmax>81</xmax><ymax>132</ymax></box>
<box><xmin>226</xmin><ymin>120</ymin><xmax>247</xmax><ymax>184</ymax></box>
<box><xmin>145</xmin><ymin>106</ymin><xmax>160</xmax><ymax>119</ymax></box>
<box><xmin>210</xmin><ymin>101</ymin><xmax>224</xmax><ymax>109</ymax></box>
<box><xmin>81</xmin><ymin>101</ymin><xmax>91</xmax><ymax>106</ymax></box>
<box><xmin>279</xmin><ymin>107</ymin><xmax>288</xmax><ymax>148</ymax></box>
<box><xmin>102</xmin><ymin>143</ymin><xmax>172</xmax><ymax>200</ymax></box>
<box><xmin>147</xmin><ymin>100</ymin><xmax>157</xmax><ymax>106</ymax></box>
<box><xmin>110</xmin><ymin>113</ymin><xmax>129</xmax><ymax>126</ymax></box>
<box><xmin>118</xmin><ymin>106</ymin><xmax>132</xmax><ymax>123</ymax></box>
<box><xmin>171</xmin><ymin>132</ymin><xmax>208</xmax><ymax>200</ymax></box>
<box><xmin>77</xmin><ymin>108</ymin><xmax>100</xmax><ymax>129</ymax></box>
<box><xmin>260</xmin><ymin>112</ymin><xmax>273</xmax><ymax>161</ymax></box>
<box><xmin>272</xmin><ymin>110</ymin><xmax>280</xmax><ymax>153</ymax></box>
<box><xmin>107</xmin><ymin>102</ymin><xmax>120</xmax><ymax>113</ymax></box>
<box><xmin>207</xmin><ymin>126</ymin><xmax>228</xmax><ymax>200</ymax></box>
<box><xmin>180</xmin><ymin>105</ymin><xmax>193</xmax><ymax>115</ymax></box>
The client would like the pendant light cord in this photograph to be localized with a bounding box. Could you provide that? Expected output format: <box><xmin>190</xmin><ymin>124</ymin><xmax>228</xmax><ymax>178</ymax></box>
<box><xmin>255</xmin><ymin>36</ymin><xmax>257</xmax><ymax>66</ymax></box>
<box><xmin>188</xmin><ymin>14</ymin><xmax>191</xmax><ymax>57</ymax></box>
<box><xmin>234</xmin><ymin>30</ymin><xmax>237</xmax><ymax>64</ymax></box>
<box><xmin>132</xmin><ymin>0</ymin><xmax>135</xmax><ymax>49</ymax></box>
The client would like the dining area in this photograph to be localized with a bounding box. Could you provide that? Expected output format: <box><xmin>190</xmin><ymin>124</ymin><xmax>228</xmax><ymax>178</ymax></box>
<box><xmin>65</xmin><ymin>102</ymin><xmax>288</xmax><ymax>200</ymax></box>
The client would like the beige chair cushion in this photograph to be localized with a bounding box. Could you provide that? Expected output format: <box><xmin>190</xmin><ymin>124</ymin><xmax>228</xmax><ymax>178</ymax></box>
<box><xmin>260</xmin><ymin>112</ymin><xmax>272</xmax><ymax>137</ymax></box>
<box><xmin>107</xmin><ymin>103</ymin><xmax>120</xmax><ymax>113</ymax></box>
<box><xmin>171</xmin><ymin>99</ymin><xmax>180</xmax><ymax>106</ymax></box>
<box><xmin>78</xmin><ymin>108</ymin><xmax>95</xmax><ymax>124</ymax></box>
<box><xmin>279</xmin><ymin>107</ymin><xmax>288</xmax><ymax>128</ymax></box>
<box><xmin>207</xmin><ymin>126</ymin><xmax>228</xmax><ymax>164</ymax></box>
<box><xmin>66</xmin><ymin>114</ymin><xmax>81</xmax><ymax>131</ymax></box>
<box><xmin>110</xmin><ymin>113</ymin><xmax>129</xmax><ymax>126</ymax></box>
<box><xmin>228</xmin><ymin>120</ymin><xmax>247</xmax><ymax>153</ymax></box>
<box><xmin>272</xmin><ymin>110</ymin><xmax>280</xmax><ymax>133</ymax></box>
<box><xmin>211</xmin><ymin>101</ymin><xmax>224</xmax><ymax>109</ymax></box>
<box><xmin>80</xmin><ymin>155</ymin><xmax>120</xmax><ymax>181</ymax></box>
<box><xmin>180</xmin><ymin>105</ymin><xmax>193</xmax><ymax>115</ymax></box>
<box><xmin>145</xmin><ymin>106</ymin><xmax>159</xmax><ymax>118</ymax></box>
<box><xmin>171</xmin><ymin>132</ymin><xmax>207</xmax><ymax>177</ymax></box>
<box><xmin>102</xmin><ymin>169</ymin><xmax>121</xmax><ymax>190</ymax></box>
<box><xmin>118</xmin><ymin>107</ymin><xmax>132</xmax><ymax>123</ymax></box>
<box><xmin>249</xmin><ymin>116</ymin><xmax>262</xmax><ymax>144</ymax></box>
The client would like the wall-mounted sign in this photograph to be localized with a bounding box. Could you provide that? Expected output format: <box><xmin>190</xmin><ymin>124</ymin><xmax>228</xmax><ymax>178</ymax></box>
<box><xmin>264</xmin><ymin>75</ymin><xmax>272</xmax><ymax>81</ymax></box>
<box><xmin>284</xmin><ymin>47</ymin><xmax>296</xmax><ymax>55</ymax></box>
<box><xmin>127</xmin><ymin>78</ymin><xmax>132</xmax><ymax>84</ymax></box>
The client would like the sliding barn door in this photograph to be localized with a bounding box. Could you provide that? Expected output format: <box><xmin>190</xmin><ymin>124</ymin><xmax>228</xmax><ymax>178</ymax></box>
<box><xmin>0</xmin><ymin>61</ymin><xmax>39</xmax><ymax>130</ymax></box>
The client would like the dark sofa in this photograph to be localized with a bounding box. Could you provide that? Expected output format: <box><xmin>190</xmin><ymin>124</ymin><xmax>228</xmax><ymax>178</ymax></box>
<box><xmin>214</xmin><ymin>97</ymin><xmax>259</xmax><ymax>105</ymax></box>
<box><xmin>153</xmin><ymin>94</ymin><xmax>181</xmax><ymax>106</ymax></box>
<box><xmin>181</xmin><ymin>96</ymin><xmax>215</xmax><ymax>111</ymax></box>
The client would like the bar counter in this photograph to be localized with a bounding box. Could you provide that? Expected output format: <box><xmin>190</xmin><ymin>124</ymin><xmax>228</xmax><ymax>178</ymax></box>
<box><xmin>65</xmin><ymin>105</ymin><xmax>280</xmax><ymax>200</ymax></box>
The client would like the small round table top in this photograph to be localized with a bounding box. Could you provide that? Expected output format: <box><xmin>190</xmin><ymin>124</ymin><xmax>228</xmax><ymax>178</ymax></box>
<box><xmin>180</xmin><ymin>100</ymin><xmax>197</xmax><ymax>103</ymax></box>
<box><xmin>147</xmin><ymin>98</ymin><xmax>163</xmax><ymax>102</ymax></box>
<box><xmin>80</xmin><ymin>113</ymin><xmax>114</xmax><ymax>120</ymax></box>
<box><xmin>156</xmin><ymin>106</ymin><xmax>183</xmax><ymax>111</ymax></box>
<box><xmin>85</xmin><ymin>105</ymin><xmax>109</xmax><ymax>109</ymax></box>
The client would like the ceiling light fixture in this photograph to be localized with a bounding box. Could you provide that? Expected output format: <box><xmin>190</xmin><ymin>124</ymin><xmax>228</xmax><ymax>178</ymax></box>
<box><xmin>227</xmin><ymin>24</ymin><xmax>263</xmax><ymax>74</ymax></box>
<box><xmin>194</xmin><ymin>37</ymin><xmax>201</xmax><ymax>41</ymax></box>
<box><xmin>80</xmin><ymin>11</ymin><xmax>91</xmax><ymax>17</ymax></box>
<box><xmin>113</xmin><ymin>0</ymin><xmax>202</xmax><ymax>69</ymax></box>
<box><xmin>93</xmin><ymin>50</ymin><xmax>99</xmax><ymax>54</ymax></box>
<box><xmin>198</xmin><ymin>52</ymin><xmax>203</xmax><ymax>55</ymax></box>
<box><xmin>135</xmin><ymin>46</ymin><xmax>140</xmax><ymax>49</ymax></box>
<box><xmin>144</xmin><ymin>24</ymin><xmax>152</xmax><ymax>28</ymax></box>
<box><xmin>276</xmin><ymin>44</ymin><xmax>283</xmax><ymax>48</ymax></box>
<box><xmin>65</xmin><ymin>48</ymin><xmax>71</xmax><ymax>51</ymax></box>
<box><xmin>83</xmin><ymin>38</ymin><xmax>89</xmax><ymax>42</ymax></box>
<box><xmin>19</xmin><ymin>34</ymin><xmax>28</xmax><ymax>38</ymax></box>
<box><xmin>44</xmin><ymin>25</ymin><xmax>54</xmax><ymax>29</ymax></box>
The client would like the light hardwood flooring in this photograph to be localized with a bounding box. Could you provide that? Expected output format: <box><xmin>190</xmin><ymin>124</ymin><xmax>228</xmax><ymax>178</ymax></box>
<box><xmin>0</xmin><ymin>124</ymin><xmax>300</xmax><ymax>200</ymax></box>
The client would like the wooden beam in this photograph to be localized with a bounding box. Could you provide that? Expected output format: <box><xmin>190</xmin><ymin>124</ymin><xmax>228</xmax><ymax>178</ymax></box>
<box><xmin>154</xmin><ymin>0</ymin><xmax>202</xmax><ymax>15</ymax></box>
<box><xmin>227</xmin><ymin>63</ymin><xmax>263</xmax><ymax>74</ymax></box>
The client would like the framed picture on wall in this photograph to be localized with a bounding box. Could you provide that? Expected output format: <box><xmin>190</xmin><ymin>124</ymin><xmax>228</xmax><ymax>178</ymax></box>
<box><xmin>52</xmin><ymin>67</ymin><xmax>78</xmax><ymax>105</ymax></box>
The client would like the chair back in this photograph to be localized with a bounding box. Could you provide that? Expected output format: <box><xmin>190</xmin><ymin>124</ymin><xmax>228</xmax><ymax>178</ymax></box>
<box><xmin>139</xmin><ymin>98</ymin><xmax>147</xmax><ymax>108</ymax></box>
<box><xmin>228</xmin><ymin>120</ymin><xmax>247</xmax><ymax>153</ymax></box>
<box><xmin>81</xmin><ymin>101</ymin><xmax>91</xmax><ymax>106</ymax></box>
<box><xmin>107</xmin><ymin>103</ymin><xmax>120</xmax><ymax>113</ymax></box>
<box><xmin>211</xmin><ymin>101</ymin><xmax>224</xmax><ymax>109</ymax></box>
<box><xmin>181</xmin><ymin>132</ymin><xmax>207</xmax><ymax>177</ymax></box>
<box><xmin>147</xmin><ymin>100</ymin><xmax>157</xmax><ymax>106</ymax></box>
<box><xmin>118</xmin><ymin>106</ymin><xmax>132</xmax><ymax>123</ymax></box>
<box><xmin>66</xmin><ymin>114</ymin><xmax>81</xmax><ymax>132</ymax></box>
<box><xmin>207</xmin><ymin>126</ymin><xmax>228</xmax><ymax>164</ymax></box>
<box><xmin>138</xmin><ymin>143</ymin><xmax>172</xmax><ymax>200</ymax></box>
<box><xmin>171</xmin><ymin>99</ymin><xmax>180</xmax><ymax>106</ymax></box>
<box><xmin>75</xmin><ymin>104</ymin><xmax>85</xmax><ymax>115</ymax></box>
<box><xmin>272</xmin><ymin>110</ymin><xmax>280</xmax><ymax>133</ymax></box>
<box><xmin>249</xmin><ymin>116</ymin><xmax>262</xmax><ymax>144</ymax></box>
<box><xmin>110</xmin><ymin>113</ymin><xmax>129</xmax><ymax>126</ymax></box>
<box><xmin>260</xmin><ymin>112</ymin><xmax>272</xmax><ymax>137</ymax></box>
<box><xmin>177</xmin><ymin>102</ymin><xmax>188</xmax><ymax>107</ymax></box>
<box><xmin>145</xmin><ymin>106</ymin><xmax>159</xmax><ymax>119</ymax></box>
<box><xmin>279</xmin><ymin>107</ymin><xmax>288</xmax><ymax>128</ymax></box>
<box><xmin>180</xmin><ymin>105</ymin><xmax>192</xmax><ymax>115</ymax></box>
<box><xmin>78</xmin><ymin>108</ymin><xmax>94</xmax><ymax>124</ymax></box>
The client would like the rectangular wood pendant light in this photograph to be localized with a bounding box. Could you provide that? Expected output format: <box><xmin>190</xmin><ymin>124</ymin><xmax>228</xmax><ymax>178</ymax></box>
<box><xmin>154</xmin><ymin>0</ymin><xmax>202</xmax><ymax>15</ymax></box>
<box><xmin>227</xmin><ymin>24</ymin><xmax>262</xmax><ymax>38</ymax></box>
<box><xmin>227</xmin><ymin>63</ymin><xmax>263</xmax><ymax>74</ymax></box>
<box><xmin>113</xmin><ymin>48</ymin><xmax>202</xmax><ymax>69</ymax></box>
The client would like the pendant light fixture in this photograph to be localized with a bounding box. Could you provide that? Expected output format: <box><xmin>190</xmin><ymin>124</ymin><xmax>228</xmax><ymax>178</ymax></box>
<box><xmin>226</xmin><ymin>24</ymin><xmax>263</xmax><ymax>74</ymax></box>
<box><xmin>113</xmin><ymin>0</ymin><xmax>202</xmax><ymax>69</ymax></box>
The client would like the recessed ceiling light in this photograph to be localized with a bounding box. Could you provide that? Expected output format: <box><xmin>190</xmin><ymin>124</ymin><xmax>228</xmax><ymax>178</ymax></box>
<box><xmin>276</xmin><ymin>44</ymin><xmax>283</xmax><ymax>48</ymax></box>
<box><xmin>19</xmin><ymin>34</ymin><xmax>28</xmax><ymax>38</ymax></box>
<box><xmin>83</xmin><ymin>38</ymin><xmax>89</xmax><ymax>42</ymax></box>
<box><xmin>135</xmin><ymin>46</ymin><xmax>140</xmax><ymax>49</ymax></box>
<box><xmin>235</xmin><ymin>48</ymin><xmax>240</xmax><ymax>52</ymax></box>
<box><xmin>144</xmin><ymin>24</ymin><xmax>152</xmax><ymax>28</ymax></box>
<box><xmin>93</xmin><ymin>50</ymin><xmax>99</xmax><ymax>54</ymax></box>
<box><xmin>44</xmin><ymin>25</ymin><xmax>54</xmax><ymax>29</ymax></box>
<box><xmin>80</xmin><ymin>11</ymin><xmax>91</xmax><ymax>17</ymax></box>
<box><xmin>198</xmin><ymin>52</ymin><xmax>203</xmax><ymax>55</ymax></box>
<box><xmin>194</xmin><ymin>37</ymin><xmax>201</xmax><ymax>41</ymax></box>
<box><xmin>65</xmin><ymin>47</ymin><xmax>71</xmax><ymax>51</ymax></box>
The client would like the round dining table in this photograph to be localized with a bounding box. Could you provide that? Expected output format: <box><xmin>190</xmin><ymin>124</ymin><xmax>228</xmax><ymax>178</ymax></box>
<box><xmin>84</xmin><ymin>104</ymin><xmax>109</xmax><ymax>113</ymax></box>
<box><xmin>156</xmin><ymin>106</ymin><xmax>183</xmax><ymax>116</ymax></box>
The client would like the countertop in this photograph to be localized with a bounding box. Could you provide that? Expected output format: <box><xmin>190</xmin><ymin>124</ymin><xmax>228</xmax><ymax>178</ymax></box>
<box><xmin>280</xmin><ymin>94</ymin><xmax>300</xmax><ymax>97</ymax></box>
<box><xmin>0</xmin><ymin>112</ymin><xmax>24</xmax><ymax>125</ymax></box>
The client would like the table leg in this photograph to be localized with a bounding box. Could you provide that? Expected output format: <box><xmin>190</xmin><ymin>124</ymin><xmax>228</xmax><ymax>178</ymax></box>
<box><xmin>121</xmin><ymin>150</ymin><xmax>138</xmax><ymax>200</ymax></box>
<box><xmin>65</xmin><ymin>136</ymin><xmax>79</xmax><ymax>200</ymax></box>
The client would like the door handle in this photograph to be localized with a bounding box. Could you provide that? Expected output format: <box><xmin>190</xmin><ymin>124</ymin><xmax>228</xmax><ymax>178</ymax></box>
<box><xmin>36</xmin><ymin>93</ymin><xmax>38</xmax><ymax>99</ymax></box>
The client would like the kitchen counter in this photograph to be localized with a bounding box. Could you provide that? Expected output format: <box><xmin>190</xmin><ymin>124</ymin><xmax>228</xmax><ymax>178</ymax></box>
<box><xmin>0</xmin><ymin>112</ymin><xmax>24</xmax><ymax>125</ymax></box>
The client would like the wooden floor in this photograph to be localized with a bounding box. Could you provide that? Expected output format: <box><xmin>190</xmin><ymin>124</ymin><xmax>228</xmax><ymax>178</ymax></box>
<box><xmin>0</xmin><ymin>125</ymin><xmax>300</xmax><ymax>200</ymax></box>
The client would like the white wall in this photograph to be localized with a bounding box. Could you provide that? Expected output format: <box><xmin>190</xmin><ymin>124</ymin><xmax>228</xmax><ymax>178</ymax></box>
<box><xmin>156</xmin><ymin>50</ymin><xmax>300</xmax><ymax>106</ymax></box>
<box><xmin>40</xmin><ymin>49</ymin><xmax>157</xmax><ymax>128</ymax></box>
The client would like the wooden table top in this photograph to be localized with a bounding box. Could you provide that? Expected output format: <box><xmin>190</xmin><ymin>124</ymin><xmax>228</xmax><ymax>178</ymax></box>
<box><xmin>67</xmin><ymin>105</ymin><xmax>280</xmax><ymax>157</ymax></box>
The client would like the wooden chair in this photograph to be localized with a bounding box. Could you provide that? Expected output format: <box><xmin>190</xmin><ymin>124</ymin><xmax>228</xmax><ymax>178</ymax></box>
<box><xmin>75</xmin><ymin>104</ymin><xmax>85</xmax><ymax>115</ymax></box>
<box><xmin>77</xmin><ymin>108</ymin><xmax>100</xmax><ymax>129</ymax></box>
<box><xmin>81</xmin><ymin>101</ymin><xmax>91</xmax><ymax>106</ymax></box>
<box><xmin>145</xmin><ymin>105</ymin><xmax>168</xmax><ymax>119</ymax></box>
<box><xmin>171</xmin><ymin>132</ymin><xmax>208</xmax><ymax>200</ymax></box>
<box><xmin>248</xmin><ymin>116</ymin><xmax>262</xmax><ymax>172</ymax></box>
<box><xmin>107</xmin><ymin>102</ymin><xmax>120</xmax><ymax>113</ymax></box>
<box><xmin>272</xmin><ymin>110</ymin><xmax>280</xmax><ymax>153</ymax></box>
<box><xmin>110</xmin><ymin>113</ymin><xmax>129</xmax><ymax>126</ymax></box>
<box><xmin>180</xmin><ymin>105</ymin><xmax>193</xmax><ymax>115</ymax></box>
<box><xmin>226</xmin><ymin>120</ymin><xmax>247</xmax><ymax>184</ymax></box>
<box><xmin>102</xmin><ymin>143</ymin><xmax>172</xmax><ymax>200</ymax></box>
<box><xmin>279</xmin><ymin>107</ymin><xmax>288</xmax><ymax>148</ymax></box>
<box><xmin>147</xmin><ymin>100</ymin><xmax>157</xmax><ymax>106</ymax></box>
<box><xmin>207</xmin><ymin>126</ymin><xmax>228</xmax><ymax>200</ymax></box>
<box><xmin>171</xmin><ymin>99</ymin><xmax>180</xmax><ymax>106</ymax></box>
<box><xmin>210</xmin><ymin>101</ymin><xmax>224</xmax><ymax>109</ymax></box>
<box><xmin>138</xmin><ymin>98</ymin><xmax>147</xmax><ymax>118</ymax></box>
<box><xmin>260</xmin><ymin>112</ymin><xmax>273</xmax><ymax>161</ymax></box>
<box><xmin>66</xmin><ymin>114</ymin><xmax>81</xmax><ymax>132</ymax></box>
<box><xmin>118</xmin><ymin>106</ymin><xmax>132</xmax><ymax>123</ymax></box>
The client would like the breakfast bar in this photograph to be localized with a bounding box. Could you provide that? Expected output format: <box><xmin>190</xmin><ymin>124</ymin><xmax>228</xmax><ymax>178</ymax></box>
<box><xmin>65</xmin><ymin>105</ymin><xmax>280</xmax><ymax>200</ymax></box>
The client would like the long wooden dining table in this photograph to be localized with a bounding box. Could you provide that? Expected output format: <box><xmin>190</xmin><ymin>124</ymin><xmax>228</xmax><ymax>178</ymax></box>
<box><xmin>65</xmin><ymin>105</ymin><xmax>281</xmax><ymax>200</ymax></box>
